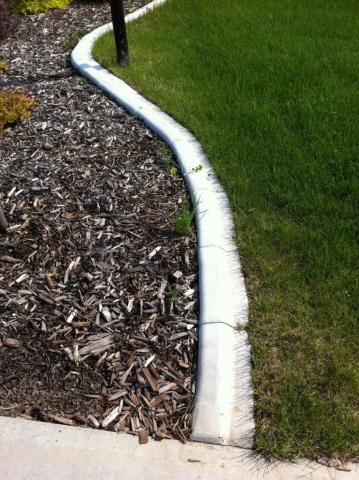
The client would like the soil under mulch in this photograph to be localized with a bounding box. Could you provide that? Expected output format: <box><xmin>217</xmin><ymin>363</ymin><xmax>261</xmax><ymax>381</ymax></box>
<box><xmin>0</xmin><ymin>1</ymin><xmax>198</xmax><ymax>443</ymax></box>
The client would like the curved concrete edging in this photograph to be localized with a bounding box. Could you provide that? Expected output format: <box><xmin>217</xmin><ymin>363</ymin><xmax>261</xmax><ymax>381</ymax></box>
<box><xmin>71</xmin><ymin>0</ymin><xmax>254</xmax><ymax>448</ymax></box>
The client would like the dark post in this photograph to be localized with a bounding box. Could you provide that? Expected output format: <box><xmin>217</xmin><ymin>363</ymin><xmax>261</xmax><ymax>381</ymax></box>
<box><xmin>109</xmin><ymin>0</ymin><xmax>129</xmax><ymax>66</ymax></box>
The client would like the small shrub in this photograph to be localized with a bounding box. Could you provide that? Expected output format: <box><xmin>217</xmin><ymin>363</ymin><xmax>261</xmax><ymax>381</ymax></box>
<box><xmin>0</xmin><ymin>89</ymin><xmax>35</xmax><ymax>132</ymax></box>
<box><xmin>9</xmin><ymin>0</ymin><xmax>71</xmax><ymax>15</ymax></box>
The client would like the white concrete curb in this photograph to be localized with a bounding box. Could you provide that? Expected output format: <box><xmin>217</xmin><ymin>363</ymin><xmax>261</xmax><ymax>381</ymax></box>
<box><xmin>71</xmin><ymin>0</ymin><xmax>254</xmax><ymax>448</ymax></box>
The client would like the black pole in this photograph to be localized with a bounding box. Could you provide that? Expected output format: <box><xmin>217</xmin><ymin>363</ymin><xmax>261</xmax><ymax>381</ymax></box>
<box><xmin>109</xmin><ymin>0</ymin><xmax>129</xmax><ymax>66</ymax></box>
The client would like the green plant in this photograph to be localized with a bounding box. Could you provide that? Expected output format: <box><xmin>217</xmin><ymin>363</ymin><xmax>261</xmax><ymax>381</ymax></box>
<box><xmin>0</xmin><ymin>89</ymin><xmax>35</xmax><ymax>132</ymax></box>
<box><xmin>9</xmin><ymin>0</ymin><xmax>71</xmax><ymax>15</ymax></box>
<box><xmin>0</xmin><ymin>62</ymin><xmax>9</xmax><ymax>74</ymax></box>
<box><xmin>64</xmin><ymin>26</ymin><xmax>89</xmax><ymax>50</ymax></box>
<box><xmin>168</xmin><ymin>284</ymin><xmax>178</xmax><ymax>304</ymax></box>
<box><xmin>51</xmin><ymin>267</ymin><xmax>59</xmax><ymax>277</ymax></box>
<box><xmin>170</xmin><ymin>166</ymin><xmax>178</xmax><ymax>177</ymax></box>
<box><xmin>183</xmin><ymin>164</ymin><xmax>202</xmax><ymax>176</ymax></box>
<box><xmin>171</xmin><ymin>198</ymin><xmax>195</xmax><ymax>235</ymax></box>
<box><xmin>158</xmin><ymin>145</ymin><xmax>170</xmax><ymax>159</ymax></box>
<box><xmin>156</xmin><ymin>145</ymin><xmax>178</xmax><ymax>172</ymax></box>
<box><xmin>183</xmin><ymin>367</ymin><xmax>194</xmax><ymax>413</ymax></box>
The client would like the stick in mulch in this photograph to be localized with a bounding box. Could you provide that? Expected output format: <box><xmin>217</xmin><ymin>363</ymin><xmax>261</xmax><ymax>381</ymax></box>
<box><xmin>0</xmin><ymin>207</ymin><xmax>8</xmax><ymax>231</ymax></box>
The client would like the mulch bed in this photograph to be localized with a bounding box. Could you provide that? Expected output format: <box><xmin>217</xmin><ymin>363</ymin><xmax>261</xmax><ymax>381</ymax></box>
<box><xmin>0</xmin><ymin>1</ymin><xmax>198</xmax><ymax>443</ymax></box>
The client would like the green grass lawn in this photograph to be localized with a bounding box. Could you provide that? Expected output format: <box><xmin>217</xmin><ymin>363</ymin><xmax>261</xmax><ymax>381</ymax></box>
<box><xmin>93</xmin><ymin>0</ymin><xmax>359</xmax><ymax>460</ymax></box>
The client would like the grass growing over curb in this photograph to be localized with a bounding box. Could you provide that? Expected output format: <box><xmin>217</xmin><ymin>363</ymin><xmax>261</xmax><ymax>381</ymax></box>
<box><xmin>93</xmin><ymin>0</ymin><xmax>359</xmax><ymax>460</ymax></box>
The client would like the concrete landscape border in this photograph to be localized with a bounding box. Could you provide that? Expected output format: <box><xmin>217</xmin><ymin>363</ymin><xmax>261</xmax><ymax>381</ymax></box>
<box><xmin>70</xmin><ymin>0</ymin><xmax>254</xmax><ymax>447</ymax></box>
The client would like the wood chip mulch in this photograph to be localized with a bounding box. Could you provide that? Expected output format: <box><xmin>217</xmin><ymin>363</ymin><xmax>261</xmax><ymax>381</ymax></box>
<box><xmin>0</xmin><ymin>1</ymin><xmax>198</xmax><ymax>443</ymax></box>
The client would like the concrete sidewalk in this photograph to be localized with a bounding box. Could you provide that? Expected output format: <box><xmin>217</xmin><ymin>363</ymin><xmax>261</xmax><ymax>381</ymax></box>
<box><xmin>1</xmin><ymin>416</ymin><xmax>357</xmax><ymax>479</ymax></box>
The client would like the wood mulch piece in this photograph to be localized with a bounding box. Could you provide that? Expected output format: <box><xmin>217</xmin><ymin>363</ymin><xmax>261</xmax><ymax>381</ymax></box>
<box><xmin>0</xmin><ymin>1</ymin><xmax>198</xmax><ymax>443</ymax></box>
